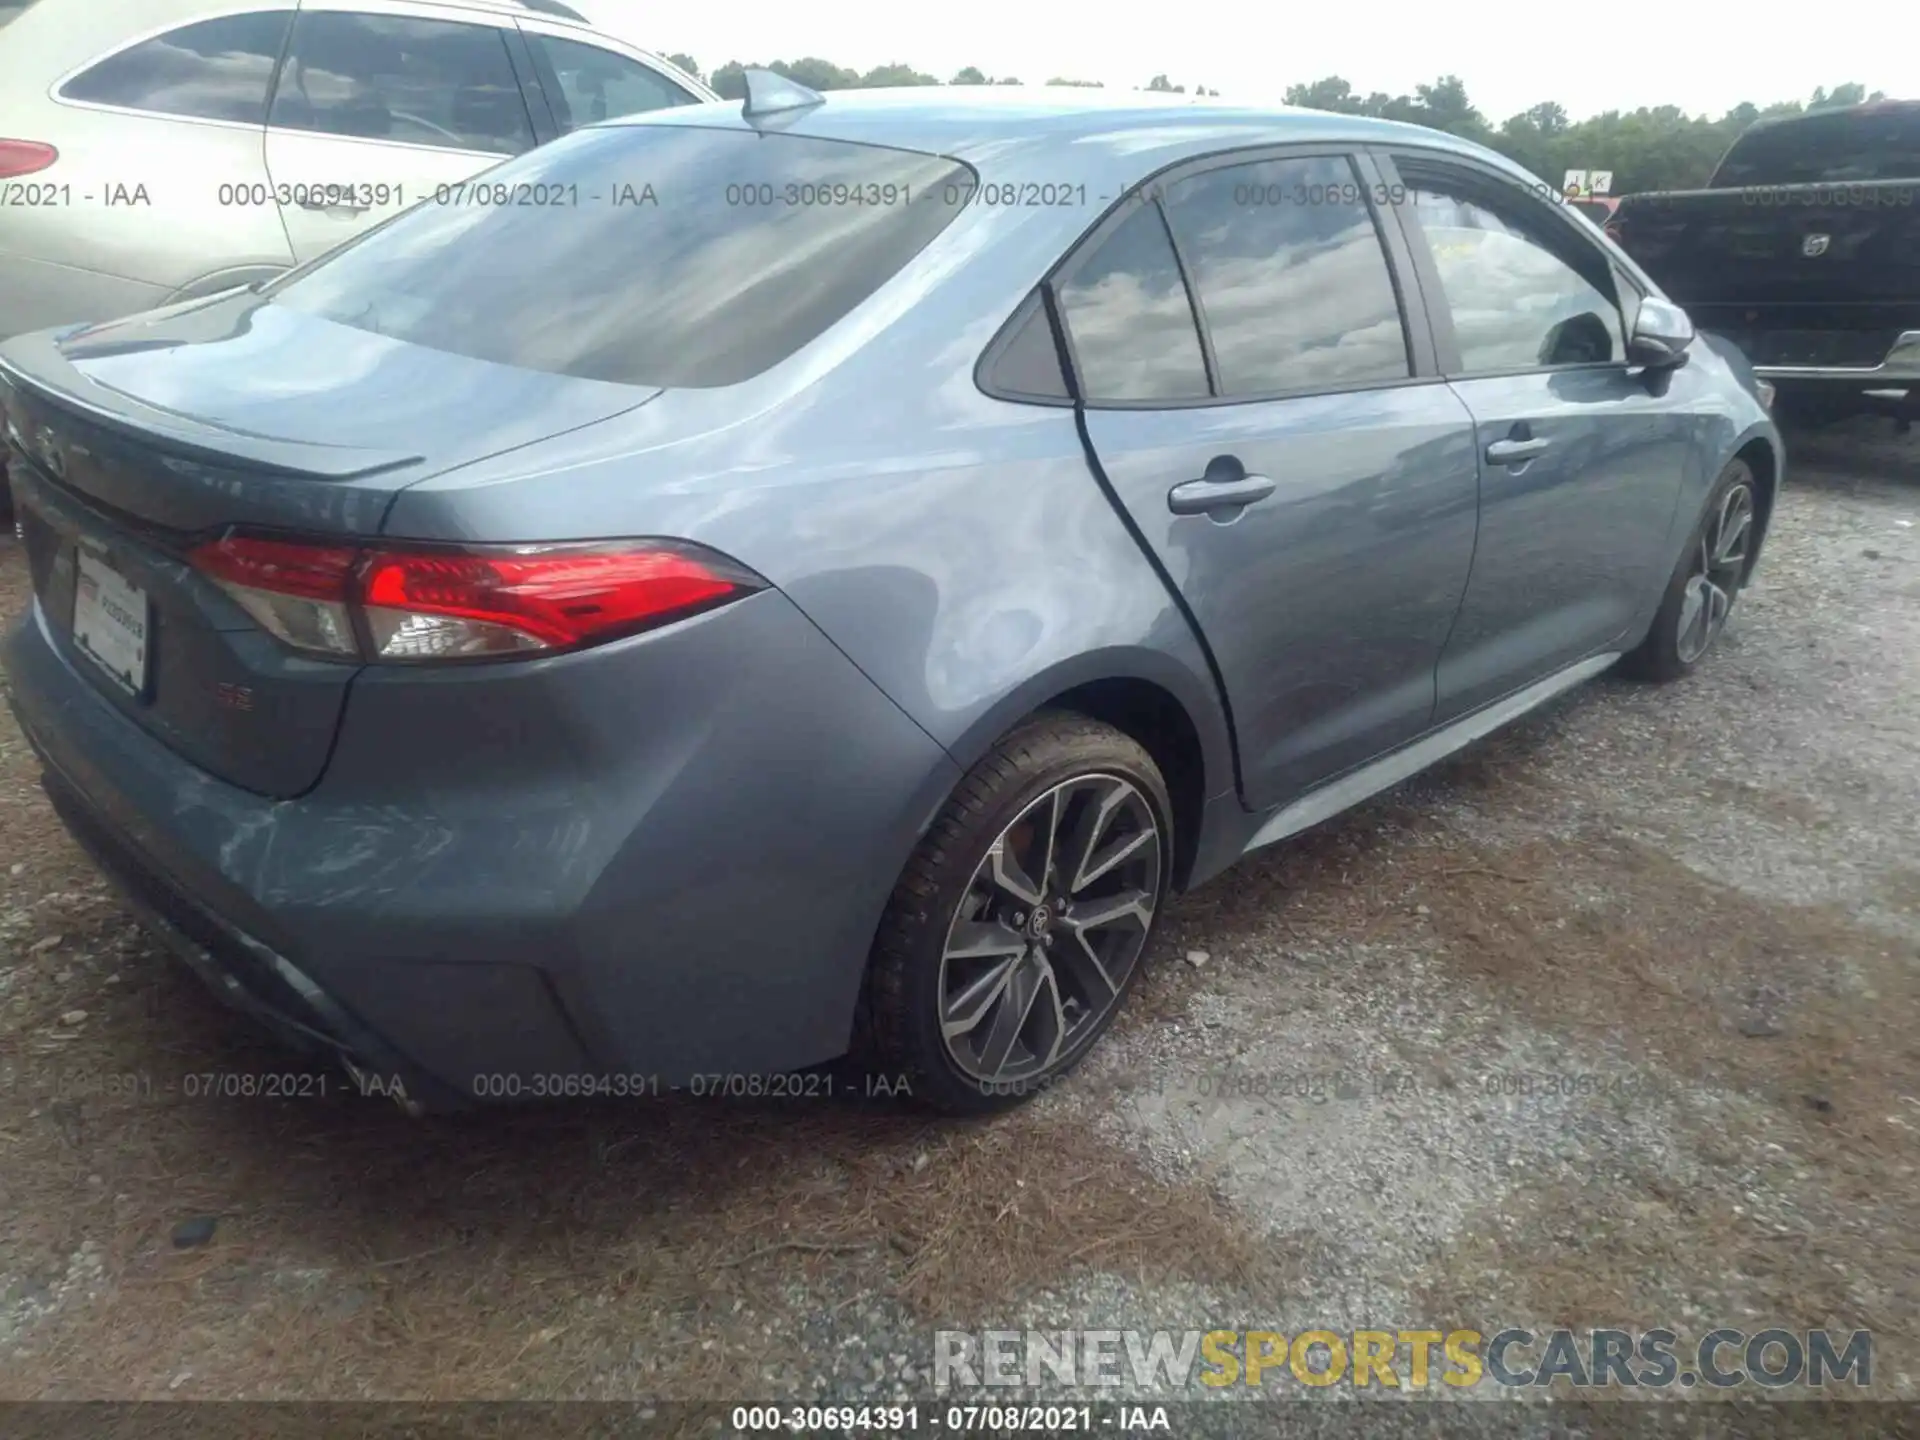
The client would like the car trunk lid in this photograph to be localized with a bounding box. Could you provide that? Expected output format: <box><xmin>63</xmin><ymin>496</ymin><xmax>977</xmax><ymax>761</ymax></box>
<box><xmin>2</xmin><ymin>293</ymin><xmax>655</xmax><ymax>797</ymax></box>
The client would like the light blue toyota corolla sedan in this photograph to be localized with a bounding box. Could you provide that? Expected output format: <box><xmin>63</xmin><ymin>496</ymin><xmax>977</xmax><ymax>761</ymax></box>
<box><xmin>1</xmin><ymin>78</ymin><xmax>1780</xmax><ymax>1115</ymax></box>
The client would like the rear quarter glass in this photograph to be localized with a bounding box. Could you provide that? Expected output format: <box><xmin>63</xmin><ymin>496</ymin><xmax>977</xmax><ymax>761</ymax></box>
<box><xmin>265</xmin><ymin>126</ymin><xmax>976</xmax><ymax>388</ymax></box>
<box><xmin>0</xmin><ymin>1</ymin><xmax>38</xmax><ymax>23</ymax></box>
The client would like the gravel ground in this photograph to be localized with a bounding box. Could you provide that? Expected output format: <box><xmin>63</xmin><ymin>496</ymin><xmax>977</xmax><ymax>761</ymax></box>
<box><xmin>0</xmin><ymin>418</ymin><xmax>1915</xmax><ymax>1419</ymax></box>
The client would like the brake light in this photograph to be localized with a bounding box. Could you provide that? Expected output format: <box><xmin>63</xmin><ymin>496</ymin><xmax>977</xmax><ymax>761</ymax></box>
<box><xmin>0</xmin><ymin>140</ymin><xmax>58</xmax><ymax>179</ymax></box>
<box><xmin>189</xmin><ymin>535</ymin><xmax>359</xmax><ymax>655</ymax></box>
<box><xmin>189</xmin><ymin>535</ymin><xmax>760</xmax><ymax>662</ymax></box>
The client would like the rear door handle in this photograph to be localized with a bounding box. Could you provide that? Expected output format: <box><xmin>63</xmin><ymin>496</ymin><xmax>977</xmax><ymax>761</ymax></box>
<box><xmin>1167</xmin><ymin>474</ymin><xmax>1277</xmax><ymax>516</ymax></box>
<box><xmin>297</xmin><ymin>197</ymin><xmax>370</xmax><ymax>215</ymax></box>
<box><xmin>1485</xmin><ymin>437</ymin><xmax>1551</xmax><ymax>465</ymax></box>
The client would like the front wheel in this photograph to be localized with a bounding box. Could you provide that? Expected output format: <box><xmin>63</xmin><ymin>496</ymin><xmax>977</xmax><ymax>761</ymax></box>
<box><xmin>1619</xmin><ymin>458</ymin><xmax>1757</xmax><ymax>682</ymax></box>
<box><xmin>862</xmin><ymin>713</ymin><xmax>1172</xmax><ymax>1115</ymax></box>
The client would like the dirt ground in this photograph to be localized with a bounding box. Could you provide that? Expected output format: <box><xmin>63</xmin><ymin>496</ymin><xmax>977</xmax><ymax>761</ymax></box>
<box><xmin>1</xmin><ymin>418</ymin><xmax>1915</xmax><ymax>1413</ymax></box>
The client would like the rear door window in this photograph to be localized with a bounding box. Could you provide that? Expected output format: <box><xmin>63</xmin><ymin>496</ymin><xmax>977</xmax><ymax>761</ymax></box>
<box><xmin>1158</xmin><ymin>154</ymin><xmax>1411</xmax><ymax>396</ymax></box>
<box><xmin>268</xmin><ymin>126</ymin><xmax>972</xmax><ymax>387</ymax></box>
<box><xmin>525</xmin><ymin>33</ymin><xmax>698</xmax><ymax>129</ymax></box>
<box><xmin>1055</xmin><ymin>200</ymin><xmax>1211</xmax><ymax>403</ymax></box>
<box><xmin>268</xmin><ymin>11</ymin><xmax>535</xmax><ymax>155</ymax></box>
<box><xmin>58</xmin><ymin>11</ymin><xmax>293</xmax><ymax>124</ymax></box>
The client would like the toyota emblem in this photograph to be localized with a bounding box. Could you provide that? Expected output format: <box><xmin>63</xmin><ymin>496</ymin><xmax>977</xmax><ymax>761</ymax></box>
<box><xmin>1801</xmin><ymin>233</ymin><xmax>1831</xmax><ymax>257</ymax></box>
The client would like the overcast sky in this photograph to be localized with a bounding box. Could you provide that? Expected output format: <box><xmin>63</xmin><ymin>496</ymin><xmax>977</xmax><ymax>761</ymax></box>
<box><xmin>621</xmin><ymin>0</ymin><xmax>1916</xmax><ymax>124</ymax></box>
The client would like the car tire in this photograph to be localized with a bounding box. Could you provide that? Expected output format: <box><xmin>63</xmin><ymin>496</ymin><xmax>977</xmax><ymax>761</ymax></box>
<box><xmin>862</xmin><ymin>711</ymin><xmax>1173</xmax><ymax>1116</ymax></box>
<box><xmin>1618</xmin><ymin>458</ymin><xmax>1758</xmax><ymax>683</ymax></box>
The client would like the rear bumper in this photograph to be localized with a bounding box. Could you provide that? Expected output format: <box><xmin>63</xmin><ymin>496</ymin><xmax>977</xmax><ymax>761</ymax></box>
<box><xmin>34</xmin><ymin>766</ymin><xmax>451</xmax><ymax>1113</ymax></box>
<box><xmin>5</xmin><ymin>587</ymin><xmax>959</xmax><ymax>1109</ymax></box>
<box><xmin>1752</xmin><ymin>330</ymin><xmax>1920</xmax><ymax>384</ymax></box>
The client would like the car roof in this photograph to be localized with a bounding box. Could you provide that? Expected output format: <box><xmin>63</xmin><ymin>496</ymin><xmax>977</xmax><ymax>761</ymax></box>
<box><xmin>610</xmin><ymin>86</ymin><xmax>1505</xmax><ymax>175</ymax></box>
<box><xmin>0</xmin><ymin>0</ymin><xmax>716</xmax><ymax>103</ymax></box>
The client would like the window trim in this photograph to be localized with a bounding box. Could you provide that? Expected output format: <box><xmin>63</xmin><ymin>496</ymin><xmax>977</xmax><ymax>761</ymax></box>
<box><xmin>263</xmin><ymin>7</ymin><xmax>540</xmax><ymax>159</ymax></box>
<box><xmin>501</xmin><ymin>22</ymin><xmax>562</xmax><ymax>146</ymax></box>
<box><xmin>1046</xmin><ymin>188</ymin><xmax>1211</xmax><ymax>409</ymax></box>
<box><xmin>1152</xmin><ymin>186</ymin><xmax>1223</xmax><ymax>397</ymax></box>
<box><xmin>1000</xmin><ymin>142</ymin><xmax>1443</xmax><ymax>413</ymax></box>
<box><xmin>1373</xmin><ymin>147</ymin><xmax>1634</xmax><ymax>382</ymax></box>
<box><xmin>49</xmin><ymin>6</ymin><xmax>297</xmax><ymax>133</ymax></box>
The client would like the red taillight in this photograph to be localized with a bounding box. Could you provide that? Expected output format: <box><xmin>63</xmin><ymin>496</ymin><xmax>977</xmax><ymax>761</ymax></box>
<box><xmin>188</xmin><ymin>535</ymin><xmax>758</xmax><ymax>663</ymax></box>
<box><xmin>191</xmin><ymin>535</ymin><xmax>359</xmax><ymax>598</ymax></box>
<box><xmin>190</xmin><ymin>536</ymin><xmax>360</xmax><ymax>657</ymax></box>
<box><xmin>0</xmin><ymin>140</ymin><xmax>58</xmax><ymax>179</ymax></box>
<box><xmin>360</xmin><ymin>547</ymin><xmax>744</xmax><ymax>658</ymax></box>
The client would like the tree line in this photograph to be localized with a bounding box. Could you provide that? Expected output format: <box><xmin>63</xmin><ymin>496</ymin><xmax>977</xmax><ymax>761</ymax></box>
<box><xmin>659</xmin><ymin>57</ymin><xmax>1888</xmax><ymax>194</ymax></box>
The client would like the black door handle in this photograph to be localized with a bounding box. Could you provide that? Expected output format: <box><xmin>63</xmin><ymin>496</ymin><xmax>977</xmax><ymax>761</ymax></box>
<box><xmin>1485</xmin><ymin>437</ymin><xmax>1550</xmax><ymax>465</ymax></box>
<box><xmin>1168</xmin><ymin>474</ymin><xmax>1277</xmax><ymax>516</ymax></box>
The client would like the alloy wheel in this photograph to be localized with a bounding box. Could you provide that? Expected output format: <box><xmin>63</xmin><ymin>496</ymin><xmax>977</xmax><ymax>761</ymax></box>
<box><xmin>937</xmin><ymin>774</ymin><xmax>1163</xmax><ymax>1085</ymax></box>
<box><xmin>1676</xmin><ymin>481</ymin><xmax>1754</xmax><ymax>664</ymax></box>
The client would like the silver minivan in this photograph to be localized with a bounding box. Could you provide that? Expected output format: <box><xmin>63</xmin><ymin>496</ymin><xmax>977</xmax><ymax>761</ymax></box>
<box><xmin>0</xmin><ymin>0</ymin><xmax>715</xmax><ymax>339</ymax></box>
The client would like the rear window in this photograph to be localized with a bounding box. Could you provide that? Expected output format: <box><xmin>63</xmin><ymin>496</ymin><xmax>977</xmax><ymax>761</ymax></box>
<box><xmin>267</xmin><ymin>125</ymin><xmax>972</xmax><ymax>388</ymax></box>
<box><xmin>58</xmin><ymin>11</ymin><xmax>293</xmax><ymax>124</ymax></box>
<box><xmin>1711</xmin><ymin>109</ymin><xmax>1920</xmax><ymax>185</ymax></box>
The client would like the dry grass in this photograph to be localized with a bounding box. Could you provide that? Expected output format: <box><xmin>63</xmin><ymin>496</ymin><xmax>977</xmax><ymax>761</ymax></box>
<box><xmin>1228</xmin><ymin>724</ymin><xmax>1920</xmax><ymax>1360</ymax></box>
<box><xmin>1408</xmin><ymin>823</ymin><xmax>1919</xmax><ymax>1345</ymax></box>
<box><xmin>1125</xmin><ymin>697</ymin><xmax>1920</xmax><ymax>1365</ymax></box>
<box><xmin>0</xmin><ymin>952</ymin><xmax>1282</xmax><ymax>1399</ymax></box>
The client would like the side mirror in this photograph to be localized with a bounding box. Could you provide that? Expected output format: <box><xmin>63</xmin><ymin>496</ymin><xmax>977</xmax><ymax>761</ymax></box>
<box><xmin>1628</xmin><ymin>297</ymin><xmax>1695</xmax><ymax>369</ymax></box>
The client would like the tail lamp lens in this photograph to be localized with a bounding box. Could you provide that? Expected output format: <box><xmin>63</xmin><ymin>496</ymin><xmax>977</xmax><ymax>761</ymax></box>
<box><xmin>189</xmin><ymin>535</ymin><xmax>760</xmax><ymax>662</ymax></box>
<box><xmin>0</xmin><ymin>140</ymin><xmax>58</xmax><ymax>179</ymax></box>
<box><xmin>188</xmin><ymin>537</ymin><xmax>359</xmax><ymax>656</ymax></box>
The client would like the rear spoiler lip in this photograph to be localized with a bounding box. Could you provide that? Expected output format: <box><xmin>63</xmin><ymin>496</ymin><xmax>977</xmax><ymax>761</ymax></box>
<box><xmin>0</xmin><ymin>334</ymin><xmax>425</xmax><ymax>482</ymax></box>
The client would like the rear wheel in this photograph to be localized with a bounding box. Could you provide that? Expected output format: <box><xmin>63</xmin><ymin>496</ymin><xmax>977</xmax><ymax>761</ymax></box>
<box><xmin>863</xmin><ymin>713</ymin><xmax>1171</xmax><ymax>1115</ymax></box>
<box><xmin>1619</xmin><ymin>459</ymin><xmax>1757</xmax><ymax>682</ymax></box>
